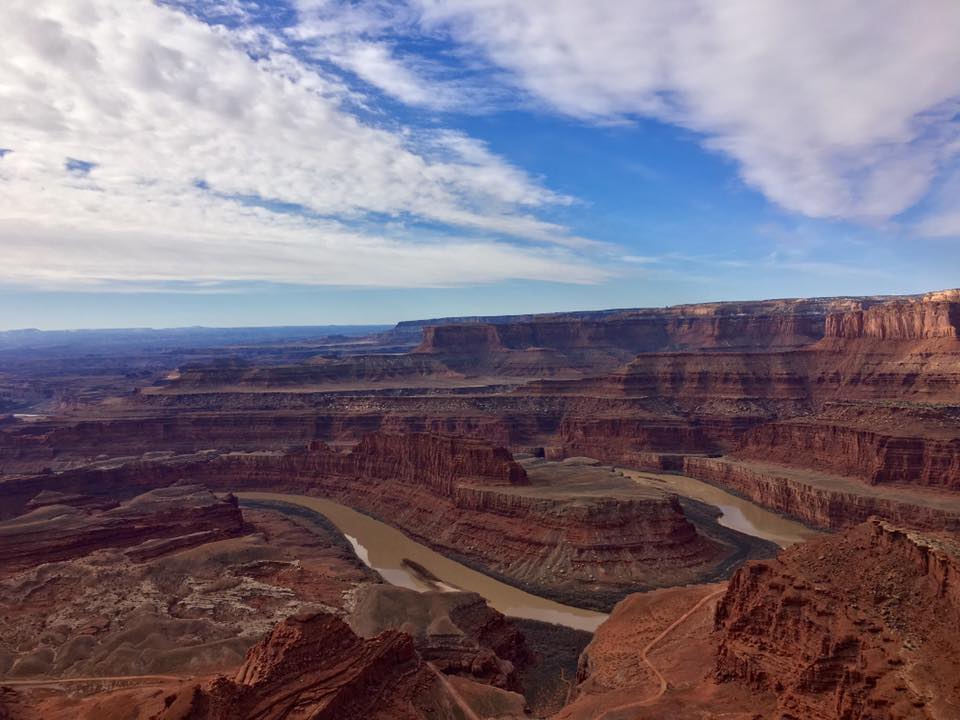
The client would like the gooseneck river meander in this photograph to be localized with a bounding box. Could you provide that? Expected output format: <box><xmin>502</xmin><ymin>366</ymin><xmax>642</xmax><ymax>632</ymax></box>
<box><xmin>236</xmin><ymin>474</ymin><xmax>817</xmax><ymax>633</ymax></box>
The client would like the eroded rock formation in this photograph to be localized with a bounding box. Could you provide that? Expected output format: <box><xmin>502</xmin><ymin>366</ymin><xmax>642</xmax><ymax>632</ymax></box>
<box><xmin>715</xmin><ymin>519</ymin><xmax>960</xmax><ymax>719</ymax></box>
<box><xmin>159</xmin><ymin>611</ymin><xmax>525</xmax><ymax>720</ymax></box>
<box><xmin>0</xmin><ymin>483</ymin><xmax>245</xmax><ymax>573</ymax></box>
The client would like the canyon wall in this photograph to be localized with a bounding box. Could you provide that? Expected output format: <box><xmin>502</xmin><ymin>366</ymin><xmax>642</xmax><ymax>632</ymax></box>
<box><xmin>825</xmin><ymin>300</ymin><xmax>960</xmax><ymax>340</ymax></box>
<box><xmin>683</xmin><ymin>457</ymin><xmax>960</xmax><ymax>531</ymax></box>
<box><xmin>0</xmin><ymin>433</ymin><xmax>728</xmax><ymax>609</ymax></box>
<box><xmin>416</xmin><ymin>311</ymin><xmax>829</xmax><ymax>356</ymax></box>
<box><xmin>0</xmin><ymin>483</ymin><xmax>245</xmax><ymax>573</ymax></box>
<box><xmin>715</xmin><ymin>519</ymin><xmax>960</xmax><ymax>719</ymax></box>
<box><xmin>159</xmin><ymin>611</ymin><xmax>510</xmax><ymax>720</ymax></box>
<box><xmin>734</xmin><ymin>409</ymin><xmax>960</xmax><ymax>490</ymax></box>
<box><xmin>203</xmin><ymin>443</ymin><xmax>723</xmax><ymax>607</ymax></box>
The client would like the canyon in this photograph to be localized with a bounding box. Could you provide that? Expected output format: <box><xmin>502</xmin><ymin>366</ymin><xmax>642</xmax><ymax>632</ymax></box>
<box><xmin>1</xmin><ymin>289</ymin><xmax>959</xmax><ymax>718</ymax></box>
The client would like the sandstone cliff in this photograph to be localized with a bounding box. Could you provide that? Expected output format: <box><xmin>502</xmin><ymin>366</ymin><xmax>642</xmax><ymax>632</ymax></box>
<box><xmin>734</xmin><ymin>405</ymin><xmax>960</xmax><ymax>490</ymax></box>
<box><xmin>0</xmin><ymin>432</ymin><xmax>731</xmax><ymax>609</ymax></box>
<box><xmin>683</xmin><ymin>456</ymin><xmax>960</xmax><ymax>531</ymax></box>
<box><xmin>825</xmin><ymin>299</ymin><xmax>960</xmax><ymax>340</ymax></box>
<box><xmin>160</xmin><ymin>611</ymin><xmax>524</xmax><ymax>720</ymax></box>
<box><xmin>0</xmin><ymin>483</ymin><xmax>245</xmax><ymax>573</ymax></box>
<box><xmin>715</xmin><ymin>519</ymin><xmax>960</xmax><ymax>719</ymax></box>
<box><xmin>416</xmin><ymin>303</ymin><xmax>834</xmax><ymax>357</ymax></box>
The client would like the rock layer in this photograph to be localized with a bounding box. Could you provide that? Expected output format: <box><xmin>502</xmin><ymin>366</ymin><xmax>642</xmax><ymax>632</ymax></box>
<box><xmin>159</xmin><ymin>611</ymin><xmax>521</xmax><ymax>720</ymax></box>
<box><xmin>683</xmin><ymin>456</ymin><xmax>960</xmax><ymax>531</ymax></box>
<box><xmin>715</xmin><ymin>519</ymin><xmax>960</xmax><ymax>719</ymax></box>
<box><xmin>0</xmin><ymin>483</ymin><xmax>245</xmax><ymax>573</ymax></box>
<box><xmin>0</xmin><ymin>433</ymin><xmax>732</xmax><ymax>608</ymax></box>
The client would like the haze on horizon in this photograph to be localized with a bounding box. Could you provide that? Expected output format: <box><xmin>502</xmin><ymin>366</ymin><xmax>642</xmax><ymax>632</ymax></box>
<box><xmin>2</xmin><ymin>0</ymin><xmax>960</xmax><ymax>330</ymax></box>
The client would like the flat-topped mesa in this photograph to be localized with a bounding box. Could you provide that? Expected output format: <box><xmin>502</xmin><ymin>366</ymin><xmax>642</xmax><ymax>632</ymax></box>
<box><xmin>168</xmin><ymin>354</ymin><xmax>456</xmax><ymax>389</ymax></box>
<box><xmin>416</xmin><ymin>323</ymin><xmax>508</xmax><ymax>354</ymax></box>
<box><xmin>715</xmin><ymin>519</ymin><xmax>960</xmax><ymax>719</ymax></box>
<box><xmin>825</xmin><ymin>297</ymin><xmax>960</xmax><ymax>340</ymax></box>
<box><xmin>415</xmin><ymin>308</ymin><xmax>835</xmax><ymax>357</ymax></box>
<box><xmin>3</xmin><ymin>433</ymin><xmax>732</xmax><ymax>608</ymax></box>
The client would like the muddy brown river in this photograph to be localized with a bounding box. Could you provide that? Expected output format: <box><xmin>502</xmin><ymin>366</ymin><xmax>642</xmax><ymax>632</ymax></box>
<box><xmin>237</xmin><ymin>492</ymin><xmax>609</xmax><ymax>631</ymax></box>
<box><xmin>623</xmin><ymin>470</ymin><xmax>821</xmax><ymax>547</ymax></box>
<box><xmin>237</xmin><ymin>476</ymin><xmax>818</xmax><ymax>632</ymax></box>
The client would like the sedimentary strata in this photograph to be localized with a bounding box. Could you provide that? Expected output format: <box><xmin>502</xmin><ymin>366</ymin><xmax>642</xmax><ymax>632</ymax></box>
<box><xmin>683</xmin><ymin>456</ymin><xmax>960</xmax><ymax>531</ymax></box>
<box><xmin>715</xmin><ymin>519</ymin><xmax>960</xmax><ymax>719</ymax></box>
<box><xmin>157</xmin><ymin>611</ymin><xmax>526</xmax><ymax>720</ymax></box>
<box><xmin>0</xmin><ymin>483</ymin><xmax>245</xmax><ymax>573</ymax></box>
<box><xmin>0</xmin><ymin>432</ymin><xmax>741</xmax><ymax>608</ymax></box>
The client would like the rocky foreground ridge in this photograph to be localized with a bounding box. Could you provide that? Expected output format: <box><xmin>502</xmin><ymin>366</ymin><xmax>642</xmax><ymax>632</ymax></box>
<box><xmin>557</xmin><ymin>518</ymin><xmax>960</xmax><ymax>719</ymax></box>
<box><xmin>715</xmin><ymin>518</ymin><xmax>960</xmax><ymax>719</ymax></box>
<box><xmin>157</xmin><ymin>611</ymin><xmax>525</xmax><ymax>720</ymax></box>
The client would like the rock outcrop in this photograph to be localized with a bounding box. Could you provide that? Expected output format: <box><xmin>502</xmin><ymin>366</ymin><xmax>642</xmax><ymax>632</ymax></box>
<box><xmin>197</xmin><ymin>437</ymin><xmax>726</xmax><ymax>608</ymax></box>
<box><xmin>715</xmin><ymin>519</ymin><xmax>960</xmax><ymax>719</ymax></box>
<box><xmin>825</xmin><ymin>299</ymin><xmax>960</xmax><ymax>340</ymax></box>
<box><xmin>734</xmin><ymin>404</ymin><xmax>960</xmax><ymax>490</ymax></box>
<box><xmin>683</xmin><ymin>456</ymin><xmax>960</xmax><ymax>531</ymax></box>
<box><xmin>0</xmin><ymin>432</ymin><xmax>731</xmax><ymax>608</ymax></box>
<box><xmin>348</xmin><ymin>585</ymin><xmax>532</xmax><ymax>690</ymax></box>
<box><xmin>0</xmin><ymin>483</ymin><xmax>245</xmax><ymax>573</ymax></box>
<box><xmin>415</xmin><ymin>297</ymin><xmax>861</xmax><ymax>356</ymax></box>
<box><xmin>159</xmin><ymin>611</ymin><xmax>519</xmax><ymax>720</ymax></box>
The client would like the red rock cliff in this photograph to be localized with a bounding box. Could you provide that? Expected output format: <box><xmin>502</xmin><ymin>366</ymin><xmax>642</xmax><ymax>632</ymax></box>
<box><xmin>416</xmin><ymin>308</ymin><xmax>830</xmax><ymax>356</ymax></box>
<box><xmin>161</xmin><ymin>612</ymin><xmax>454</xmax><ymax>720</ymax></box>
<box><xmin>734</xmin><ymin>406</ymin><xmax>960</xmax><ymax>490</ymax></box>
<box><xmin>0</xmin><ymin>483</ymin><xmax>245</xmax><ymax>573</ymax></box>
<box><xmin>825</xmin><ymin>299</ymin><xmax>960</xmax><ymax>340</ymax></box>
<box><xmin>715</xmin><ymin>519</ymin><xmax>960</xmax><ymax>719</ymax></box>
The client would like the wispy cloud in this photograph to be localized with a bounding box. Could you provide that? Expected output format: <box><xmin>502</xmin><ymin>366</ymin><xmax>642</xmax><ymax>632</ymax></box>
<box><xmin>363</xmin><ymin>0</ymin><xmax>960</xmax><ymax>224</ymax></box>
<box><xmin>0</xmin><ymin>0</ymin><xmax>610</xmax><ymax>290</ymax></box>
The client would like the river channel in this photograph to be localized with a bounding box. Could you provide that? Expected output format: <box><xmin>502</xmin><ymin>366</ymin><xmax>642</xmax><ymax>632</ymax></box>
<box><xmin>236</xmin><ymin>476</ymin><xmax>818</xmax><ymax>632</ymax></box>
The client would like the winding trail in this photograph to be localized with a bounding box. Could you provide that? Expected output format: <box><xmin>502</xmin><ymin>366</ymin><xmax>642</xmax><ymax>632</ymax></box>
<box><xmin>596</xmin><ymin>588</ymin><xmax>727</xmax><ymax>719</ymax></box>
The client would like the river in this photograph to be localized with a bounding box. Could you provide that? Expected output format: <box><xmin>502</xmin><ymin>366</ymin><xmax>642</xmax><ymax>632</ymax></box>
<box><xmin>236</xmin><ymin>475</ymin><xmax>818</xmax><ymax>633</ymax></box>
<box><xmin>622</xmin><ymin>469</ymin><xmax>821</xmax><ymax>547</ymax></box>
<box><xmin>236</xmin><ymin>491</ymin><xmax>609</xmax><ymax>632</ymax></box>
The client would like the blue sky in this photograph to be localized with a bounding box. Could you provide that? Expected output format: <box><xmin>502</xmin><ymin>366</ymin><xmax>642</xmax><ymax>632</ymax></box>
<box><xmin>1</xmin><ymin>0</ymin><xmax>959</xmax><ymax>329</ymax></box>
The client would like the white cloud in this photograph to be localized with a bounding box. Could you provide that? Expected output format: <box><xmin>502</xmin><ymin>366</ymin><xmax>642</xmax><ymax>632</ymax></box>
<box><xmin>411</xmin><ymin>0</ymin><xmax>960</xmax><ymax>222</ymax></box>
<box><xmin>288</xmin><ymin>0</ymin><xmax>494</xmax><ymax>111</ymax></box>
<box><xmin>0</xmin><ymin>0</ymin><xmax>609</xmax><ymax>289</ymax></box>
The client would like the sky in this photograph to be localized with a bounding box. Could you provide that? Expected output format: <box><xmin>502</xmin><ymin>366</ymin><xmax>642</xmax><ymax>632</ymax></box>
<box><xmin>2</xmin><ymin>0</ymin><xmax>960</xmax><ymax>330</ymax></box>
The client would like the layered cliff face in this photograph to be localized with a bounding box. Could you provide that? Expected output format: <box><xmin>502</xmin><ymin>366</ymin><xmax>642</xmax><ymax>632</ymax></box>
<box><xmin>197</xmin><ymin>439</ymin><xmax>728</xmax><ymax>608</ymax></box>
<box><xmin>416</xmin><ymin>302</ymin><xmax>838</xmax><ymax>357</ymax></box>
<box><xmin>715</xmin><ymin>519</ymin><xmax>960</xmax><ymax>719</ymax></box>
<box><xmin>0</xmin><ymin>432</ymin><xmax>736</xmax><ymax>609</ymax></box>
<box><xmin>825</xmin><ymin>299</ymin><xmax>960</xmax><ymax>340</ymax></box>
<box><xmin>734</xmin><ymin>405</ymin><xmax>960</xmax><ymax>490</ymax></box>
<box><xmin>348</xmin><ymin>585</ymin><xmax>532</xmax><ymax>690</ymax></box>
<box><xmin>683</xmin><ymin>456</ymin><xmax>960</xmax><ymax>531</ymax></box>
<box><xmin>158</xmin><ymin>611</ymin><xmax>525</xmax><ymax>720</ymax></box>
<box><xmin>0</xmin><ymin>483</ymin><xmax>245</xmax><ymax>573</ymax></box>
<box><xmin>347</xmin><ymin>430</ymin><xmax>529</xmax><ymax>492</ymax></box>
